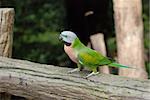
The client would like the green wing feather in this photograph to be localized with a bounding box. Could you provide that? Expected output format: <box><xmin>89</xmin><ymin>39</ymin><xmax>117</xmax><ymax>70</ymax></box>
<box><xmin>76</xmin><ymin>47</ymin><xmax>135</xmax><ymax>69</ymax></box>
<box><xmin>77</xmin><ymin>48</ymin><xmax>111</xmax><ymax>67</ymax></box>
<box><xmin>73</xmin><ymin>38</ymin><xmax>135</xmax><ymax>69</ymax></box>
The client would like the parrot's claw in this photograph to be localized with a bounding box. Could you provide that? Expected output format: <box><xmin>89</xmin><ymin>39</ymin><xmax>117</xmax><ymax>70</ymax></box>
<box><xmin>68</xmin><ymin>68</ymin><xmax>80</xmax><ymax>74</ymax></box>
<box><xmin>85</xmin><ymin>72</ymin><xmax>99</xmax><ymax>78</ymax></box>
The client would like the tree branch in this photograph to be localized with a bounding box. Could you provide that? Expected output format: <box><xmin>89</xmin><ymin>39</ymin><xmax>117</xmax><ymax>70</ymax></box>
<box><xmin>0</xmin><ymin>57</ymin><xmax>149</xmax><ymax>100</ymax></box>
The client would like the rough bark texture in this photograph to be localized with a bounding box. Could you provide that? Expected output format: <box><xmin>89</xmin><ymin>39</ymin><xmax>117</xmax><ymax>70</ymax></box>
<box><xmin>113</xmin><ymin>0</ymin><xmax>148</xmax><ymax>79</ymax></box>
<box><xmin>0</xmin><ymin>8</ymin><xmax>14</xmax><ymax>57</ymax></box>
<box><xmin>90</xmin><ymin>33</ymin><xmax>110</xmax><ymax>74</ymax></box>
<box><xmin>0</xmin><ymin>57</ymin><xmax>149</xmax><ymax>100</ymax></box>
<box><xmin>0</xmin><ymin>8</ymin><xmax>14</xmax><ymax>100</ymax></box>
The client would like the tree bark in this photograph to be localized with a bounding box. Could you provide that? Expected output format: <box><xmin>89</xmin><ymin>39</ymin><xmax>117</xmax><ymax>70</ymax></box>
<box><xmin>113</xmin><ymin>0</ymin><xmax>148</xmax><ymax>79</ymax></box>
<box><xmin>0</xmin><ymin>8</ymin><xmax>14</xmax><ymax>100</ymax></box>
<box><xmin>0</xmin><ymin>57</ymin><xmax>149</xmax><ymax>100</ymax></box>
<box><xmin>90</xmin><ymin>33</ymin><xmax>110</xmax><ymax>74</ymax></box>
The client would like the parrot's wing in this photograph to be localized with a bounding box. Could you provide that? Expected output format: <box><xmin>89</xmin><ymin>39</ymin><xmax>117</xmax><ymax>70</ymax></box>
<box><xmin>77</xmin><ymin>49</ymin><xmax>111</xmax><ymax>66</ymax></box>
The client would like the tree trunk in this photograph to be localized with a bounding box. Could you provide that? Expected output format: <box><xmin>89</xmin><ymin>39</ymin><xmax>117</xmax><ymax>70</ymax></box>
<box><xmin>90</xmin><ymin>33</ymin><xmax>110</xmax><ymax>74</ymax></box>
<box><xmin>0</xmin><ymin>8</ymin><xmax>14</xmax><ymax>100</ymax></box>
<box><xmin>0</xmin><ymin>57</ymin><xmax>149</xmax><ymax>100</ymax></box>
<box><xmin>113</xmin><ymin>0</ymin><xmax>148</xmax><ymax>79</ymax></box>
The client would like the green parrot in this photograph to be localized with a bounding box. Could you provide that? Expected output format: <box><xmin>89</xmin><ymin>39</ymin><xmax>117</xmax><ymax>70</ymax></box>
<box><xmin>59</xmin><ymin>31</ymin><xmax>134</xmax><ymax>78</ymax></box>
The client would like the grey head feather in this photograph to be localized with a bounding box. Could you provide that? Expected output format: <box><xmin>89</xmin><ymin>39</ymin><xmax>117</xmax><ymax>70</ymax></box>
<box><xmin>60</xmin><ymin>31</ymin><xmax>77</xmax><ymax>43</ymax></box>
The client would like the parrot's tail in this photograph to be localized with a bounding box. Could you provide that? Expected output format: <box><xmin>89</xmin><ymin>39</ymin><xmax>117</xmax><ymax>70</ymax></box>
<box><xmin>108</xmin><ymin>62</ymin><xmax>136</xmax><ymax>69</ymax></box>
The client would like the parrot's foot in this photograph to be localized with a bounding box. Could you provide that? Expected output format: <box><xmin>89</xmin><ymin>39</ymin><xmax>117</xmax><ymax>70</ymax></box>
<box><xmin>85</xmin><ymin>72</ymin><xmax>99</xmax><ymax>78</ymax></box>
<box><xmin>68</xmin><ymin>68</ymin><xmax>80</xmax><ymax>74</ymax></box>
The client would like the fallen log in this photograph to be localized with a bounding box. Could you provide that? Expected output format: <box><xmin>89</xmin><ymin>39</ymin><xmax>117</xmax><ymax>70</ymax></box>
<box><xmin>0</xmin><ymin>57</ymin><xmax>149</xmax><ymax>100</ymax></box>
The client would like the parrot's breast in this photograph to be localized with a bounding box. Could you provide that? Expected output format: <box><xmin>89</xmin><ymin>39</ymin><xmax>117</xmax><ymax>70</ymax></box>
<box><xmin>64</xmin><ymin>45</ymin><xmax>78</xmax><ymax>63</ymax></box>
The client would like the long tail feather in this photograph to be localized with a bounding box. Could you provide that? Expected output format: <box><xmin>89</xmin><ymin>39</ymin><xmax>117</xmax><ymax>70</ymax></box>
<box><xmin>108</xmin><ymin>62</ymin><xmax>136</xmax><ymax>69</ymax></box>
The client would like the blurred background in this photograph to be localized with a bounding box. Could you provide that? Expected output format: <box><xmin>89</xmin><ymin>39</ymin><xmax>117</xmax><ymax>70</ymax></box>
<box><xmin>0</xmin><ymin>0</ymin><xmax>149</xmax><ymax>77</ymax></box>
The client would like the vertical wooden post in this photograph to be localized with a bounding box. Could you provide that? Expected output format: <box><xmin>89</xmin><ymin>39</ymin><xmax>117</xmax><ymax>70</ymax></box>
<box><xmin>0</xmin><ymin>8</ymin><xmax>14</xmax><ymax>100</ymax></box>
<box><xmin>0</xmin><ymin>8</ymin><xmax>14</xmax><ymax>57</ymax></box>
<box><xmin>90</xmin><ymin>33</ymin><xmax>110</xmax><ymax>74</ymax></box>
<box><xmin>113</xmin><ymin>0</ymin><xmax>148</xmax><ymax>79</ymax></box>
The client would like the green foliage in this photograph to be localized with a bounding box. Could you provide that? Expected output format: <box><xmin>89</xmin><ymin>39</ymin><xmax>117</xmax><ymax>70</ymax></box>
<box><xmin>107</xmin><ymin>37</ymin><xmax>117</xmax><ymax>56</ymax></box>
<box><xmin>146</xmin><ymin>62</ymin><xmax>150</xmax><ymax>79</ymax></box>
<box><xmin>142</xmin><ymin>0</ymin><xmax>150</xmax><ymax>78</ymax></box>
<box><xmin>143</xmin><ymin>0</ymin><xmax>149</xmax><ymax>50</ymax></box>
<box><xmin>10</xmin><ymin>0</ymin><xmax>71</xmax><ymax>66</ymax></box>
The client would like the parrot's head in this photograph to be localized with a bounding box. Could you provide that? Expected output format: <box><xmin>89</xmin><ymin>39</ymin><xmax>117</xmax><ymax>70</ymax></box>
<box><xmin>59</xmin><ymin>31</ymin><xmax>77</xmax><ymax>46</ymax></box>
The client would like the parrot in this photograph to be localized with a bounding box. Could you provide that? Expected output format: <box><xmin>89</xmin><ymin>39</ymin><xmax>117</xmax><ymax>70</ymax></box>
<box><xmin>59</xmin><ymin>31</ymin><xmax>134</xmax><ymax>78</ymax></box>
